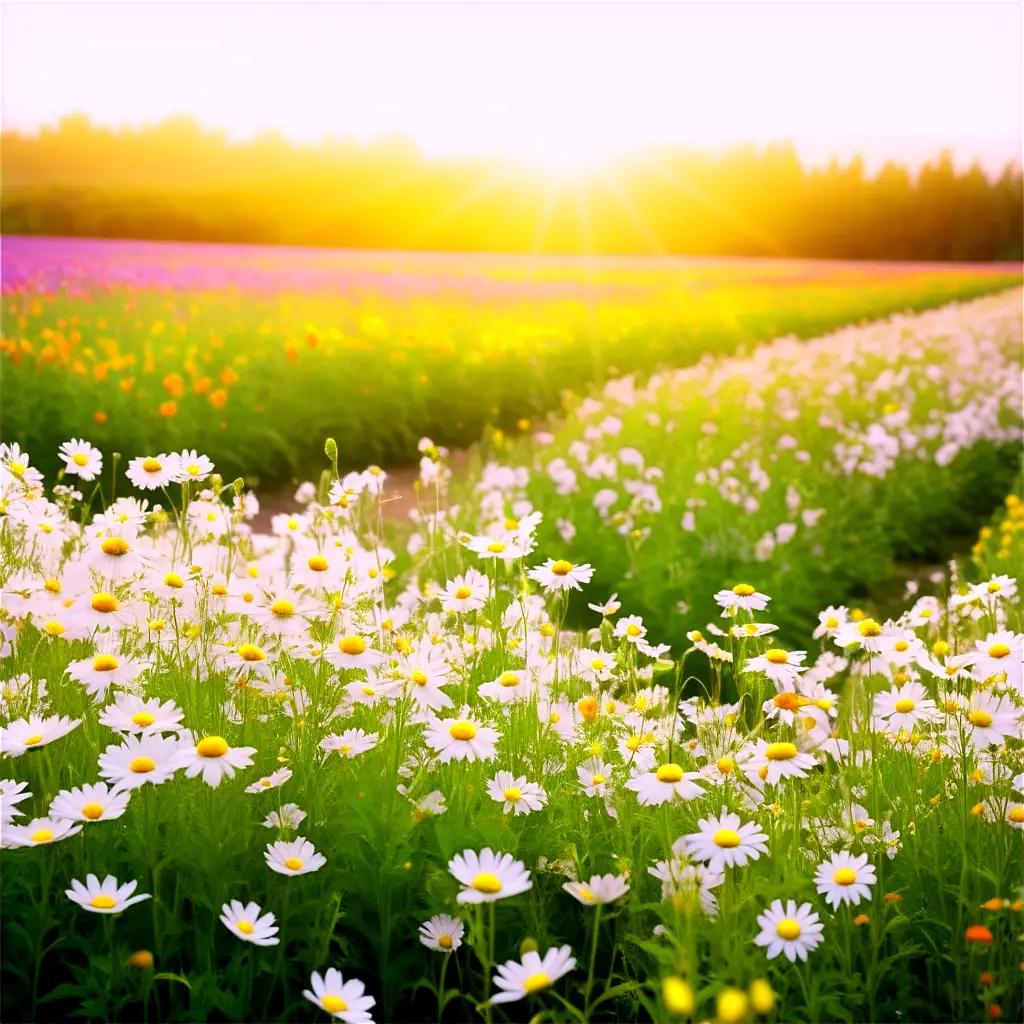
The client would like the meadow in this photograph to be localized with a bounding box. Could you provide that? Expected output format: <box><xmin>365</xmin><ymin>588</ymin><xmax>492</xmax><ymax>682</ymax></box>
<box><xmin>0</xmin><ymin>266</ymin><xmax>1022</xmax><ymax>1024</ymax></box>
<box><xmin>2</xmin><ymin>235</ymin><xmax>1020</xmax><ymax>488</ymax></box>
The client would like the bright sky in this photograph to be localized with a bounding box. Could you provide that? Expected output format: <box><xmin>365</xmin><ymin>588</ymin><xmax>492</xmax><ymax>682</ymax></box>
<box><xmin>3</xmin><ymin>1</ymin><xmax>1021</xmax><ymax>174</ymax></box>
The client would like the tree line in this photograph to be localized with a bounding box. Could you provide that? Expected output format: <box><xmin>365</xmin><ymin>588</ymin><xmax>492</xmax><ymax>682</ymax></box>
<box><xmin>3</xmin><ymin>115</ymin><xmax>1021</xmax><ymax>260</ymax></box>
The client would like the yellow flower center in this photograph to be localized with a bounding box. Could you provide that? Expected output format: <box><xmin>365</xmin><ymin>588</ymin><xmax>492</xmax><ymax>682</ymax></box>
<box><xmin>969</xmin><ymin>710</ymin><xmax>993</xmax><ymax>728</ymax></box>
<box><xmin>44</xmin><ymin>578</ymin><xmax>61</xmax><ymax>593</ymax></box>
<box><xmin>24</xmin><ymin>734</ymin><xmax>43</xmax><ymax>746</ymax></box>
<box><xmin>307</xmin><ymin>555</ymin><xmax>329</xmax><ymax>572</ymax></box>
<box><xmin>626</xmin><ymin>624</ymin><xmax>642</xmax><ymax>637</ymax></box>
<box><xmin>90</xmin><ymin>894</ymin><xmax>118</xmax><ymax>909</ymax></box>
<box><xmin>163</xmin><ymin>572</ymin><xmax>184</xmax><ymax>589</ymax></box>
<box><xmin>132</xmin><ymin>711</ymin><xmax>156</xmax><ymax>726</ymax></box>
<box><xmin>1008</xmin><ymin>807</ymin><xmax>1024</xmax><ymax>824</ymax></box>
<box><xmin>142</xmin><ymin>458</ymin><xmax>163</xmax><ymax>473</ymax></box>
<box><xmin>894</xmin><ymin>698</ymin><xmax>915</xmax><ymax>713</ymax></box>
<box><xmin>764</xmin><ymin>648</ymin><xmax>789</xmax><ymax>664</ymax></box>
<box><xmin>551</xmin><ymin>560</ymin><xmax>574</xmax><ymax>576</ymax></box>
<box><xmin>454</xmin><ymin>586</ymin><xmax>473</xmax><ymax>599</ymax></box>
<box><xmin>270</xmin><ymin>598</ymin><xmax>295</xmax><ymax>617</ymax></box>
<box><xmin>591</xmin><ymin>774</ymin><xmax>607</xmax><ymax>785</ymax></box>
<box><xmin>486</xmin><ymin>541</ymin><xmax>506</xmax><ymax>553</ymax></box>
<box><xmin>339</xmin><ymin>635</ymin><xmax>366</xmax><ymax>656</ymax></box>
<box><xmin>449</xmin><ymin>721</ymin><xmax>477</xmax><ymax>741</ymax></box>
<box><xmin>30</xmin><ymin>829</ymin><xmax>53</xmax><ymax>843</ymax></box>
<box><xmin>196</xmin><ymin>736</ymin><xmax>229</xmax><ymax>758</ymax></box>
<box><xmin>713</xmin><ymin>828</ymin><xmax>741</xmax><ymax>848</ymax></box>
<box><xmin>471</xmin><ymin>872</ymin><xmax>502</xmax><ymax>893</ymax></box>
<box><xmin>987</xmin><ymin>581</ymin><xmax>1002</xmax><ymax>593</ymax></box>
<box><xmin>857</xmin><ymin>619</ymin><xmax>882</xmax><ymax>637</ymax></box>
<box><xmin>716</xmin><ymin>756</ymin><xmax>736</xmax><ymax>774</ymax></box>
<box><xmin>503</xmin><ymin>787</ymin><xmax>522</xmax><ymax>802</ymax></box>
<box><xmin>523</xmin><ymin>972</ymin><xmax>552</xmax><ymax>993</ymax></box>
<box><xmin>764</xmin><ymin>742</ymin><xmax>798</xmax><ymax>761</ymax></box>
<box><xmin>988</xmin><ymin>643</ymin><xmax>1010</xmax><ymax>659</ymax></box>
<box><xmin>130</xmin><ymin>756</ymin><xmax>156</xmax><ymax>773</ymax></box>
<box><xmin>284</xmin><ymin>857</ymin><xmax>304</xmax><ymax>871</ymax></box>
<box><xmin>656</xmin><ymin>763</ymin><xmax>684</xmax><ymax>783</ymax></box>
<box><xmin>101</xmin><ymin>537</ymin><xmax>130</xmax><ymax>556</ymax></box>
<box><xmin>774</xmin><ymin>692</ymin><xmax>803</xmax><ymax>711</ymax></box>
<box><xmin>776</xmin><ymin>918</ymin><xmax>802</xmax><ymax>940</ymax></box>
<box><xmin>81</xmin><ymin>802</ymin><xmax>104</xmax><ymax>820</ymax></box>
<box><xmin>825</xmin><ymin>616</ymin><xmax>839</xmax><ymax>628</ymax></box>
<box><xmin>92</xmin><ymin>654</ymin><xmax>119</xmax><ymax>672</ymax></box>
<box><xmin>238</xmin><ymin>643</ymin><xmax>266</xmax><ymax>662</ymax></box>
<box><xmin>894</xmin><ymin>640</ymin><xmax>909</xmax><ymax>652</ymax></box>
<box><xmin>44</xmin><ymin>620</ymin><xmax>65</xmax><ymax>636</ymax></box>
<box><xmin>91</xmin><ymin>593</ymin><xmax>118</xmax><ymax>613</ymax></box>
<box><xmin>321</xmin><ymin>995</ymin><xmax>348</xmax><ymax>1013</ymax></box>
<box><xmin>732</xmin><ymin>584</ymin><xmax>755</xmax><ymax>596</ymax></box>
<box><xmin>237</xmin><ymin>920</ymin><xmax>254</xmax><ymax>935</ymax></box>
<box><xmin>410</xmin><ymin>670</ymin><xmax>429</xmax><ymax>686</ymax></box>
<box><xmin>498</xmin><ymin>672</ymin><xmax>519</xmax><ymax>687</ymax></box>
<box><xmin>438</xmin><ymin>934</ymin><xmax>453</xmax><ymax>949</ymax></box>
<box><xmin>833</xmin><ymin>867</ymin><xmax>857</xmax><ymax>886</ymax></box>
<box><xmin>71</xmin><ymin>452</ymin><xmax>90</xmax><ymax>466</ymax></box>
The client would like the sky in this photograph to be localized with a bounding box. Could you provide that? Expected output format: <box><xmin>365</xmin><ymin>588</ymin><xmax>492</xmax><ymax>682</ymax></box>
<box><xmin>2</xmin><ymin>1</ymin><xmax>1021</xmax><ymax>174</ymax></box>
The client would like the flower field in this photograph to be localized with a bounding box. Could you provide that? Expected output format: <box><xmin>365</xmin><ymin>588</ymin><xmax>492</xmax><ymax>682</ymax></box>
<box><xmin>0</xmin><ymin>278</ymin><xmax>1022</xmax><ymax>1023</ymax></box>
<box><xmin>2</xmin><ymin>235</ymin><xmax>1020</xmax><ymax>487</ymax></box>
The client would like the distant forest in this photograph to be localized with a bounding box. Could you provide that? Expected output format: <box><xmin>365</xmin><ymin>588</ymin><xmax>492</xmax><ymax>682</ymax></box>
<box><xmin>3</xmin><ymin>116</ymin><xmax>1022</xmax><ymax>259</ymax></box>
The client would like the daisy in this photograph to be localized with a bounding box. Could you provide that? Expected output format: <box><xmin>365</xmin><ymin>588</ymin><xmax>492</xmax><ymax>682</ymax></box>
<box><xmin>263</xmin><ymin>803</ymin><xmax>307</xmax><ymax>830</ymax></box>
<box><xmin>126</xmin><ymin>453</ymin><xmax>176</xmax><ymax>490</ymax></box>
<box><xmin>625</xmin><ymin>762</ymin><xmax>705</xmax><ymax>805</ymax></box>
<box><xmin>1004</xmin><ymin>804</ymin><xmax>1024</xmax><ymax>829</ymax></box>
<box><xmin>424</xmin><ymin>713</ymin><xmax>500</xmax><ymax>764</ymax></box>
<box><xmin>58</xmin><ymin>439</ymin><xmax>103</xmax><ymax>481</ymax></box>
<box><xmin>99</xmin><ymin>694</ymin><xmax>184</xmax><ymax>735</ymax></box>
<box><xmin>419</xmin><ymin>914</ymin><xmax>464</xmax><ymax>952</ymax></box>
<box><xmin>0</xmin><ymin>779</ymin><xmax>32</xmax><ymax>824</ymax></box>
<box><xmin>97</xmin><ymin>734</ymin><xmax>190</xmax><ymax>790</ymax></box>
<box><xmin>181</xmin><ymin>733</ymin><xmax>257</xmax><ymax>788</ymax></box>
<box><xmin>714</xmin><ymin>584</ymin><xmax>771</xmax><ymax>616</ymax></box>
<box><xmin>527</xmin><ymin>558</ymin><xmax>594</xmax><ymax>593</ymax></box>
<box><xmin>613</xmin><ymin>615</ymin><xmax>647</xmax><ymax>643</ymax></box>
<box><xmin>490</xmin><ymin>945</ymin><xmax>576</xmax><ymax>1004</ymax></box>
<box><xmin>66</xmin><ymin>650</ymin><xmax>147</xmax><ymax>701</ymax></box>
<box><xmin>49</xmin><ymin>782</ymin><xmax>131</xmax><ymax>824</ymax></box>
<box><xmin>587</xmin><ymin>593</ymin><xmax>622</xmax><ymax>616</ymax></box>
<box><xmin>448</xmin><ymin>848</ymin><xmax>532</xmax><ymax>903</ymax></box>
<box><xmin>171</xmin><ymin>450</ymin><xmax>214</xmax><ymax>484</ymax></box>
<box><xmin>3</xmin><ymin>815</ymin><xmax>82</xmax><ymax>847</ymax></box>
<box><xmin>83</xmin><ymin>530</ymin><xmax>148</xmax><ymax>581</ymax></box>
<box><xmin>303</xmin><ymin>968</ymin><xmax>375</xmax><ymax>1023</ymax></box>
<box><xmin>1</xmin><ymin>714</ymin><xmax>81</xmax><ymax>757</ymax></box>
<box><xmin>438</xmin><ymin>569</ymin><xmax>488</xmax><ymax>613</ymax></box>
<box><xmin>478</xmin><ymin>669</ymin><xmax>533</xmax><ymax>703</ymax></box>
<box><xmin>220</xmin><ymin>900</ymin><xmax>280</xmax><ymax>946</ymax></box>
<box><xmin>464</xmin><ymin>533</ymin><xmax>531</xmax><ymax>562</ymax></box>
<box><xmin>679</xmin><ymin>806</ymin><xmax>770</xmax><ymax>873</ymax></box>
<box><xmin>320</xmin><ymin>730</ymin><xmax>378</xmax><ymax>759</ymax></box>
<box><xmin>486</xmin><ymin>771</ymin><xmax>547</xmax><ymax>815</ymax></box>
<box><xmin>813</xmin><ymin>606</ymin><xmax>848</xmax><ymax>640</ymax></box>
<box><xmin>577</xmin><ymin>758</ymin><xmax>614</xmax><ymax>798</ymax></box>
<box><xmin>66</xmin><ymin>874</ymin><xmax>151</xmax><ymax>914</ymax></box>
<box><xmin>814</xmin><ymin>851</ymin><xmax>877</xmax><ymax>909</ymax></box>
<box><xmin>872</xmin><ymin>682</ymin><xmax>938</xmax><ymax>733</ymax></box>
<box><xmin>965</xmin><ymin>692</ymin><xmax>1020</xmax><ymax>749</ymax></box>
<box><xmin>245</xmin><ymin>767</ymin><xmax>293</xmax><ymax>794</ymax></box>
<box><xmin>973</xmin><ymin>631</ymin><xmax>1022</xmax><ymax>690</ymax></box>
<box><xmin>754</xmin><ymin>899</ymin><xmax>825</xmax><ymax>962</ymax></box>
<box><xmin>323</xmin><ymin>634</ymin><xmax>387</xmax><ymax>672</ymax></box>
<box><xmin>744</xmin><ymin>740</ymin><xmax>816</xmax><ymax>786</ymax></box>
<box><xmin>562</xmin><ymin>874</ymin><xmax>630</xmax><ymax>905</ymax></box>
<box><xmin>742</xmin><ymin>648</ymin><xmax>808</xmax><ymax>690</ymax></box>
<box><xmin>265</xmin><ymin>837</ymin><xmax>326</xmax><ymax>876</ymax></box>
<box><xmin>969</xmin><ymin>575</ymin><xmax>1017</xmax><ymax>603</ymax></box>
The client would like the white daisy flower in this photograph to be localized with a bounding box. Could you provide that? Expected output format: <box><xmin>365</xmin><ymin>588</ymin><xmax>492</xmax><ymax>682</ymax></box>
<box><xmin>4</xmin><ymin>815</ymin><xmax>82</xmax><ymax>848</ymax></box>
<box><xmin>97</xmin><ymin>734</ymin><xmax>190</xmax><ymax>790</ymax></box>
<box><xmin>181</xmin><ymin>733</ymin><xmax>257</xmax><ymax>788</ymax></box>
<box><xmin>742</xmin><ymin>648</ymin><xmax>808</xmax><ymax>690</ymax></box>
<box><xmin>302</xmin><ymin>968</ymin><xmax>375</xmax><ymax>1023</ymax></box>
<box><xmin>714</xmin><ymin>584</ymin><xmax>771</xmax><ymax>616</ymax></box>
<box><xmin>527</xmin><ymin>558</ymin><xmax>594</xmax><ymax>593</ymax></box>
<box><xmin>490</xmin><ymin>945</ymin><xmax>576</xmax><ymax>1004</ymax></box>
<box><xmin>98</xmin><ymin>694</ymin><xmax>185</xmax><ymax>735</ymax></box>
<box><xmin>965</xmin><ymin>692</ymin><xmax>1019</xmax><ymax>749</ymax></box>
<box><xmin>625</xmin><ymin>762</ymin><xmax>705</xmax><ymax>805</ymax></box>
<box><xmin>245</xmin><ymin>767</ymin><xmax>293</xmax><ymax>794</ymax></box>
<box><xmin>679</xmin><ymin>806</ymin><xmax>769</xmax><ymax>872</ymax></box>
<box><xmin>486</xmin><ymin>771</ymin><xmax>547</xmax><ymax>815</ymax></box>
<box><xmin>125</xmin><ymin>453</ymin><xmax>176</xmax><ymax>490</ymax></box>
<box><xmin>0</xmin><ymin>779</ymin><xmax>32</xmax><ymax>824</ymax></box>
<box><xmin>562</xmin><ymin>873</ymin><xmax>630</xmax><ymax>905</ymax></box>
<box><xmin>872</xmin><ymin>682</ymin><xmax>938</xmax><ymax>733</ymax></box>
<box><xmin>170</xmin><ymin>450</ymin><xmax>214</xmax><ymax>484</ymax></box>
<box><xmin>424</xmin><ymin>713</ymin><xmax>500</xmax><ymax>764</ymax></box>
<box><xmin>66</xmin><ymin>650</ymin><xmax>147</xmax><ymax>701</ymax></box>
<box><xmin>66</xmin><ymin>874</ymin><xmax>151</xmax><ymax>914</ymax></box>
<box><xmin>448</xmin><ymin>848</ymin><xmax>532</xmax><ymax>904</ymax></box>
<box><xmin>814</xmin><ymin>851</ymin><xmax>877</xmax><ymax>909</ymax></box>
<box><xmin>754</xmin><ymin>899</ymin><xmax>824</xmax><ymax>962</ymax></box>
<box><xmin>438</xmin><ymin>569</ymin><xmax>488</xmax><ymax>613</ymax></box>
<box><xmin>744</xmin><ymin>741</ymin><xmax>817</xmax><ymax>786</ymax></box>
<box><xmin>58</xmin><ymin>439</ymin><xmax>103</xmax><ymax>481</ymax></box>
<box><xmin>262</xmin><ymin>803</ymin><xmax>307</xmax><ymax>830</ymax></box>
<box><xmin>0</xmin><ymin>714</ymin><xmax>81</xmax><ymax>757</ymax></box>
<box><xmin>323</xmin><ymin>635</ymin><xmax>387</xmax><ymax>672</ymax></box>
<box><xmin>265</xmin><ymin>837</ymin><xmax>326</xmax><ymax>876</ymax></box>
<box><xmin>418</xmin><ymin>914</ymin><xmax>464</xmax><ymax>952</ymax></box>
<box><xmin>220</xmin><ymin>899</ymin><xmax>280</xmax><ymax>946</ymax></box>
<box><xmin>49</xmin><ymin>781</ymin><xmax>131</xmax><ymax>823</ymax></box>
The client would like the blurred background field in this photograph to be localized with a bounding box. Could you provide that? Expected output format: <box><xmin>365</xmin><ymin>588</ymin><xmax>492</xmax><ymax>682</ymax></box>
<box><xmin>2</xmin><ymin>235</ymin><xmax>1019</xmax><ymax>489</ymax></box>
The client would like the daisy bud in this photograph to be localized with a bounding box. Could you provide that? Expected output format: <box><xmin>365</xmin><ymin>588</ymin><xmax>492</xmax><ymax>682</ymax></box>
<box><xmin>324</xmin><ymin>437</ymin><xmax>338</xmax><ymax>463</ymax></box>
<box><xmin>749</xmin><ymin>979</ymin><xmax>775</xmax><ymax>1015</ymax></box>
<box><xmin>520</xmin><ymin>937</ymin><xmax>538</xmax><ymax>955</ymax></box>
<box><xmin>716</xmin><ymin>986</ymin><xmax>749</xmax><ymax>1023</ymax></box>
